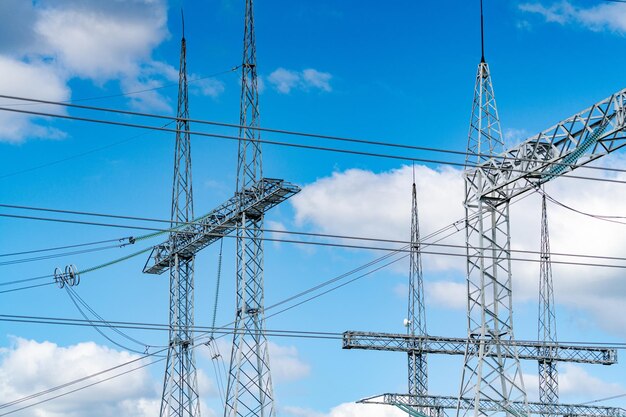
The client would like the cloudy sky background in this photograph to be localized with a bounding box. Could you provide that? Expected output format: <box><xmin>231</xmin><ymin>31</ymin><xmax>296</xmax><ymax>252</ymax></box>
<box><xmin>2</xmin><ymin>0</ymin><xmax>626</xmax><ymax>416</ymax></box>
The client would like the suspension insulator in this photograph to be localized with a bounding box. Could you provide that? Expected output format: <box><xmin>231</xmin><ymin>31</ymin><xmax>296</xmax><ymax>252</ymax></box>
<box><xmin>54</xmin><ymin>264</ymin><xmax>80</xmax><ymax>288</ymax></box>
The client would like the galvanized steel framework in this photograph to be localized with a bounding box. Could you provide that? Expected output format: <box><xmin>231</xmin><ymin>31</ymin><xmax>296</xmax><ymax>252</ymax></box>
<box><xmin>159</xmin><ymin>32</ymin><xmax>202</xmax><ymax>417</ymax></box>
<box><xmin>458</xmin><ymin>60</ymin><xmax>527</xmax><ymax>417</ymax></box>
<box><xmin>538</xmin><ymin>194</ymin><xmax>559</xmax><ymax>416</ymax></box>
<box><xmin>408</xmin><ymin>178</ymin><xmax>428</xmax><ymax>397</ymax></box>
<box><xmin>224</xmin><ymin>1</ymin><xmax>276</xmax><ymax>416</ymax></box>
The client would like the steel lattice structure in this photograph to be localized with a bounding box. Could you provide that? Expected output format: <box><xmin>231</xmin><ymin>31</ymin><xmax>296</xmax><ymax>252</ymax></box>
<box><xmin>538</xmin><ymin>193</ymin><xmax>558</xmax><ymax>416</ymax></box>
<box><xmin>408</xmin><ymin>179</ymin><xmax>428</xmax><ymax>397</ymax></box>
<box><xmin>224</xmin><ymin>1</ymin><xmax>276</xmax><ymax>416</ymax></box>
<box><xmin>459</xmin><ymin>58</ymin><xmax>527</xmax><ymax>417</ymax></box>
<box><xmin>360</xmin><ymin>394</ymin><xmax>626</xmax><ymax>417</ymax></box>
<box><xmin>342</xmin><ymin>332</ymin><xmax>617</xmax><ymax>364</ymax></box>
<box><xmin>159</xmin><ymin>31</ymin><xmax>201</xmax><ymax>417</ymax></box>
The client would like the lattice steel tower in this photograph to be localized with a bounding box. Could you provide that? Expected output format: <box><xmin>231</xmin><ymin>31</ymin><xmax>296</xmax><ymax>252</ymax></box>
<box><xmin>458</xmin><ymin>1</ymin><xmax>527</xmax><ymax>416</ymax></box>
<box><xmin>538</xmin><ymin>193</ymin><xmax>559</xmax><ymax>415</ymax></box>
<box><xmin>160</xmin><ymin>25</ymin><xmax>202</xmax><ymax>417</ymax></box>
<box><xmin>408</xmin><ymin>174</ymin><xmax>428</xmax><ymax>397</ymax></box>
<box><xmin>224</xmin><ymin>1</ymin><xmax>276</xmax><ymax>416</ymax></box>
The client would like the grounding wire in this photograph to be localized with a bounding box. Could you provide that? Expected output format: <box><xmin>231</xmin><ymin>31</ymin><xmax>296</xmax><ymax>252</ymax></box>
<box><xmin>2</xmin><ymin>93</ymin><xmax>626</xmax><ymax>177</ymax></box>
<box><xmin>66</xmin><ymin>285</ymin><xmax>164</xmax><ymax>352</ymax></box>
<box><xmin>4</xmin><ymin>210</ymin><xmax>626</xmax><ymax>271</ymax></box>
<box><xmin>539</xmin><ymin>187</ymin><xmax>626</xmax><ymax>226</ymax></box>
<box><xmin>0</xmin><ymin>120</ymin><xmax>175</xmax><ymax>180</ymax></box>
<box><xmin>2</xmin><ymin>104</ymin><xmax>626</xmax><ymax>185</ymax></box>
<box><xmin>0</xmin><ymin>350</ymin><xmax>167</xmax><ymax>415</ymax></box>
<box><xmin>0</xmin><ymin>66</ymin><xmax>240</xmax><ymax>108</ymax></box>
<box><xmin>0</xmin><ymin>244</ymin><xmax>123</xmax><ymax>267</ymax></box>
<box><xmin>64</xmin><ymin>286</ymin><xmax>157</xmax><ymax>356</ymax></box>
<box><xmin>5</xmin><ymin>314</ymin><xmax>626</xmax><ymax>349</ymax></box>
<box><xmin>0</xmin><ymin>237</ymin><xmax>131</xmax><ymax>258</ymax></box>
<box><xmin>5</xmin><ymin>190</ymin><xmax>626</xmax><ymax>264</ymax></box>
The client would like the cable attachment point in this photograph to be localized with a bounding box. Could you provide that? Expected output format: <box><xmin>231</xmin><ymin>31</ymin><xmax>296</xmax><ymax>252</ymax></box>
<box><xmin>54</xmin><ymin>264</ymin><xmax>80</xmax><ymax>288</ymax></box>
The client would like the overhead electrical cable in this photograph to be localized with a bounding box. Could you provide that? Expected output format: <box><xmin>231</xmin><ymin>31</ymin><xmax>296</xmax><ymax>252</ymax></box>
<box><xmin>0</xmin><ymin>96</ymin><xmax>625</xmax><ymax>181</ymax></box>
<box><xmin>0</xmin><ymin>66</ymin><xmax>240</xmax><ymax>108</ymax></box>
<box><xmin>3</xmin><ymin>210</ymin><xmax>626</xmax><ymax>272</ymax></box>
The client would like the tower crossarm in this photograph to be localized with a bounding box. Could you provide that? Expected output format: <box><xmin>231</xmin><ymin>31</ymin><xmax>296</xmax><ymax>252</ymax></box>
<box><xmin>472</xmin><ymin>88</ymin><xmax>626</xmax><ymax>203</ymax></box>
<box><xmin>342</xmin><ymin>331</ymin><xmax>617</xmax><ymax>365</ymax></box>
<box><xmin>143</xmin><ymin>178</ymin><xmax>300</xmax><ymax>274</ymax></box>
<box><xmin>359</xmin><ymin>394</ymin><xmax>626</xmax><ymax>417</ymax></box>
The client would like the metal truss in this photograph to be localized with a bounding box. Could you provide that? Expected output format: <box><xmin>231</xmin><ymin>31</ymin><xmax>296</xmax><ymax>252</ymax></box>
<box><xmin>460</xmin><ymin>60</ymin><xmax>526</xmax><ymax>417</ymax></box>
<box><xmin>468</xmin><ymin>88</ymin><xmax>626</xmax><ymax>203</ymax></box>
<box><xmin>408</xmin><ymin>180</ymin><xmax>428</xmax><ymax>397</ymax></box>
<box><xmin>159</xmin><ymin>32</ymin><xmax>201</xmax><ymax>417</ymax></box>
<box><xmin>360</xmin><ymin>394</ymin><xmax>626</xmax><ymax>417</ymax></box>
<box><xmin>143</xmin><ymin>178</ymin><xmax>300</xmax><ymax>275</ymax></box>
<box><xmin>342</xmin><ymin>331</ymin><xmax>617</xmax><ymax>365</ymax></box>
<box><xmin>538</xmin><ymin>193</ymin><xmax>559</xmax><ymax>415</ymax></box>
<box><xmin>224</xmin><ymin>1</ymin><xmax>277</xmax><ymax>416</ymax></box>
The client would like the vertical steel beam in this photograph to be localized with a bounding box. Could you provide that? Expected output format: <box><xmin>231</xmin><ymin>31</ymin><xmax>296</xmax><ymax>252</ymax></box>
<box><xmin>457</xmin><ymin>61</ymin><xmax>527</xmax><ymax>417</ymax></box>
<box><xmin>160</xmin><ymin>29</ymin><xmax>202</xmax><ymax>417</ymax></box>
<box><xmin>538</xmin><ymin>193</ymin><xmax>559</xmax><ymax>416</ymax></box>
<box><xmin>224</xmin><ymin>1</ymin><xmax>275</xmax><ymax>416</ymax></box>
<box><xmin>408</xmin><ymin>178</ymin><xmax>428</xmax><ymax>397</ymax></box>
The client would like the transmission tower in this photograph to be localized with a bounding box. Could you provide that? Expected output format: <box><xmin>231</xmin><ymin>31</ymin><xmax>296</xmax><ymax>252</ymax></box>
<box><xmin>408</xmin><ymin>173</ymin><xmax>428</xmax><ymax>397</ymax></box>
<box><xmin>224</xmin><ymin>0</ymin><xmax>276</xmax><ymax>416</ymax></box>
<box><xmin>160</xmin><ymin>25</ymin><xmax>202</xmax><ymax>417</ymax></box>
<box><xmin>458</xmin><ymin>0</ymin><xmax>527</xmax><ymax>415</ymax></box>
<box><xmin>538</xmin><ymin>192</ymin><xmax>559</xmax><ymax>415</ymax></box>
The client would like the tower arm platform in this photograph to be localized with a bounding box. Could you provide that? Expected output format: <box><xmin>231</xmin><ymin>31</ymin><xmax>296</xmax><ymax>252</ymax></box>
<box><xmin>342</xmin><ymin>331</ymin><xmax>617</xmax><ymax>365</ymax></box>
<box><xmin>471</xmin><ymin>88</ymin><xmax>626</xmax><ymax>203</ymax></box>
<box><xmin>143</xmin><ymin>178</ymin><xmax>300</xmax><ymax>274</ymax></box>
<box><xmin>360</xmin><ymin>394</ymin><xmax>626</xmax><ymax>417</ymax></box>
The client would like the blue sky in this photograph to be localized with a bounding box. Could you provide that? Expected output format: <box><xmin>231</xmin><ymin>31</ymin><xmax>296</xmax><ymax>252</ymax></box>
<box><xmin>2</xmin><ymin>0</ymin><xmax>626</xmax><ymax>416</ymax></box>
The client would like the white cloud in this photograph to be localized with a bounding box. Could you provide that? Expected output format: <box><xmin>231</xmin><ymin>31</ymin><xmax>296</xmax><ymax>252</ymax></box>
<box><xmin>0</xmin><ymin>0</ymin><xmax>226</xmax><ymax>142</ymax></box>
<box><xmin>267</xmin><ymin>67</ymin><xmax>333</xmax><ymax>94</ymax></box>
<box><xmin>302</xmin><ymin>69</ymin><xmax>332</xmax><ymax>92</ymax></box>
<box><xmin>292</xmin><ymin>165</ymin><xmax>466</xmax><ymax>273</ymax></box>
<box><xmin>425</xmin><ymin>281</ymin><xmax>466</xmax><ymax>310</ymax></box>
<box><xmin>0</xmin><ymin>56</ymin><xmax>70</xmax><ymax>142</ymax></box>
<box><xmin>268</xmin><ymin>342</ymin><xmax>311</xmax><ymax>382</ymax></box>
<box><xmin>198</xmin><ymin>339</ymin><xmax>310</xmax><ymax>384</ymax></box>
<box><xmin>520</xmin><ymin>1</ymin><xmax>626</xmax><ymax>33</ymax></box>
<box><xmin>283</xmin><ymin>402</ymin><xmax>406</xmax><ymax>417</ymax></box>
<box><xmin>192</xmin><ymin>78</ymin><xmax>226</xmax><ymax>98</ymax></box>
<box><xmin>0</xmin><ymin>337</ymin><xmax>158</xmax><ymax>417</ymax></box>
<box><xmin>268</xmin><ymin>68</ymin><xmax>301</xmax><ymax>94</ymax></box>
<box><xmin>524</xmin><ymin>364</ymin><xmax>624</xmax><ymax>402</ymax></box>
<box><xmin>34</xmin><ymin>1</ymin><xmax>168</xmax><ymax>81</ymax></box>
<box><xmin>290</xmin><ymin>156</ymin><xmax>626</xmax><ymax>337</ymax></box>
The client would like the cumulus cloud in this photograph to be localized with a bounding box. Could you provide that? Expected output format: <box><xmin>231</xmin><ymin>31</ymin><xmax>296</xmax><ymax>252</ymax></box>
<box><xmin>268</xmin><ymin>342</ymin><xmax>311</xmax><ymax>382</ymax></box>
<box><xmin>519</xmin><ymin>1</ymin><xmax>626</xmax><ymax>33</ymax></box>
<box><xmin>0</xmin><ymin>0</ymin><xmax>225</xmax><ymax>142</ymax></box>
<box><xmin>0</xmin><ymin>337</ymin><xmax>158</xmax><ymax>417</ymax></box>
<box><xmin>283</xmin><ymin>402</ymin><xmax>406</xmax><ymax>417</ymax></box>
<box><xmin>267</xmin><ymin>67</ymin><xmax>332</xmax><ymax>94</ymax></box>
<box><xmin>524</xmin><ymin>364</ymin><xmax>624</xmax><ymax>402</ymax></box>
<box><xmin>198</xmin><ymin>339</ymin><xmax>310</xmax><ymax>384</ymax></box>
<box><xmin>290</xmin><ymin>156</ymin><xmax>626</xmax><ymax>337</ymax></box>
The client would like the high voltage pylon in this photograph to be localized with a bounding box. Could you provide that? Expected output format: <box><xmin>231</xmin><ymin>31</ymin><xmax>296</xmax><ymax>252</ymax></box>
<box><xmin>538</xmin><ymin>192</ymin><xmax>559</xmax><ymax>416</ymax></box>
<box><xmin>457</xmin><ymin>0</ymin><xmax>527</xmax><ymax>414</ymax></box>
<box><xmin>160</xmin><ymin>24</ymin><xmax>202</xmax><ymax>417</ymax></box>
<box><xmin>408</xmin><ymin>172</ymin><xmax>428</xmax><ymax>398</ymax></box>
<box><xmin>224</xmin><ymin>0</ymin><xmax>276</xmax><ymax>416</ymax></box>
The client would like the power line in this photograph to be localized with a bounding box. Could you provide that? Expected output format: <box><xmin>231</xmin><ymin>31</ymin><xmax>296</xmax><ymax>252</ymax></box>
<box><xmin>0</xmin><ymin>66</ymin><xmax>240</xmax><ymax>108</ymax></box>
<box><xmin>0</xmin><ymin>120</ymin><xmax>175</xmax><ymax>180</ymax></box>
<box><xmin>3</xmin><ymin>207</ymin><xmax>626</xmax><ymax>271</ymax></box>
<box><xmin>4</xmin><ymin>93</ymin><xmax>626</xmax><ymax>176</ymax></box>
<box><xmin>0</xmin><ymin>237</ymin><xmax>131</xmax><ymax>258</ymax></box>
<box><xmin>2</xmin><ymin>96</ymin><xmax>626</xmax><ymax>182</ymax></box>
